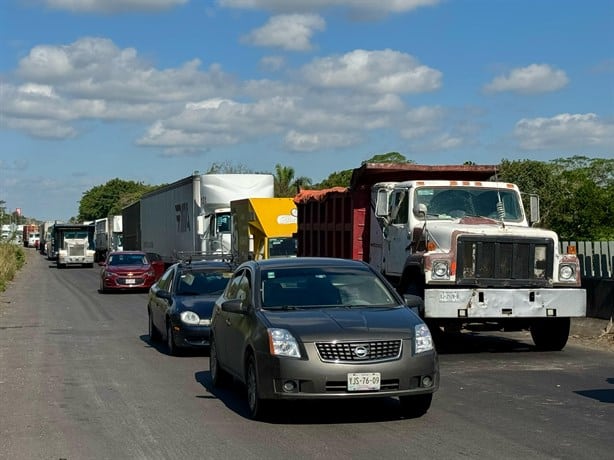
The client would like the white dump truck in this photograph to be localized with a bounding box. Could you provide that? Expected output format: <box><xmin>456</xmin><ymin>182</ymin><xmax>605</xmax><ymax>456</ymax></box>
<box><xmin>295</xmin><ymin>163</ymin><xmax>586</xmax><ymax>351</ymax></box>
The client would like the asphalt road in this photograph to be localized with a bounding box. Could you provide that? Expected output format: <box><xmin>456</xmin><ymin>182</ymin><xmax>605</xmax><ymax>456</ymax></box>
<box><xmin>1</xmin><ymin>249</ymin><xmax>613</xmax><ymax>460</ymax></box>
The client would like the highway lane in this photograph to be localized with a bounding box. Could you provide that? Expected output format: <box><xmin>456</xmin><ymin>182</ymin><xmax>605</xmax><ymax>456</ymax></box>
<box><xmin>1</xmin><ymin>248</ymin><xmax>612</xmax><ymax>460</ymax></box>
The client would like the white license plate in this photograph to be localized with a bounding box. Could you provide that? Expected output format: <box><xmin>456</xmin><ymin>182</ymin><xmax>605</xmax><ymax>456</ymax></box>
<box><xmin>439</xmin><ymin>291</ymin><xmax>459</xmax><ymax>302</ymax></box>
<box><xmin>125</xmin><ymin>278</ymin><xmax>136</xmax><ymax>285</ymax></box>
<box><xmin>347</xmin><ymin>372</ymin><xmax>381</xmax><ymax>391</ymax></box>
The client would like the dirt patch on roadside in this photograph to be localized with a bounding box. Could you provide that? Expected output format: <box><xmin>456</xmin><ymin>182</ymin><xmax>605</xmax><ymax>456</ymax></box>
<box><xmin>568</xmin><ymin>317</ymin><xmax>614</xmax><ymax>352</ymax></box>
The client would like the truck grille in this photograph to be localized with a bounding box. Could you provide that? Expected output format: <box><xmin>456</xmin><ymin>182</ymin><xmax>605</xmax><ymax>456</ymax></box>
<box><xmin>456</xmin><ymin>236</ymin><xmax>553</xmax><ymax>287</ymax></box>
<box><xmin>316</xmin><ymin>340</ymin><xmax>402</xmax><ymax>363</ymax></box>
<box><xmin>68</xmin><ymin>244</ymin><xmax>85</xmax><ymax>256</ymax></box>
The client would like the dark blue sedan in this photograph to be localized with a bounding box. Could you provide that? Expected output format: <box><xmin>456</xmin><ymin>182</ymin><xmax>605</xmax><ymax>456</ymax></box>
<box><xmin>147</xmin><ymin>259</ymin><xmax>234</xmax><ymax>355</ymax></box>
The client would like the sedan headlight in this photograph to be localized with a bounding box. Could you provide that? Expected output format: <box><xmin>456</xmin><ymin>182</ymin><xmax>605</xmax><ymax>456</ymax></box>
<box><xmin>180</xmin><ymin>311</ymin><xmax>200</xmax><ymax>325</ymax></box>
<box><xmin>268</xmin><ymin>328</ymin><xmax>301</xmax><ymax>358</ymax></box>
<box><xmin>414</xmin><ymin>323</ymin><xmax>434</xmax><ymax>354</ymax></box>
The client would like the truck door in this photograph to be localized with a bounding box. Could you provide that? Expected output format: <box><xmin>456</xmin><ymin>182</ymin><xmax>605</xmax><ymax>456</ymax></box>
<box><xmin>382</xmin><ymin>189</ymin><xmax>411</xmax><ymax>277</ymax></box>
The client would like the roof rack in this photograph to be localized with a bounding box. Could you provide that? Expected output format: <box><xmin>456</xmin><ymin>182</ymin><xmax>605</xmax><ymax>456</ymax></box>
<box><xmin>175</xmin><ymin>251</ymin><xmax>235</xmax><ymax>266</ymax></box>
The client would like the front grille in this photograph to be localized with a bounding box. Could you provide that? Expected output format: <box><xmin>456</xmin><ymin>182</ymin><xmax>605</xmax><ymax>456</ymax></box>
<box><xmin>456</xmin><ymin>236</ymin><xmax>554</xmax><ymax>287</ymax></box>
<box><xmin>68</xmin><ymin>244</ymin><xmax>85</xmax><ymax>256</ymax></box>
<box><xmin>316</xmin><ymin>340</ymin><xmax>402</xmax><ymax>363</ymax></box>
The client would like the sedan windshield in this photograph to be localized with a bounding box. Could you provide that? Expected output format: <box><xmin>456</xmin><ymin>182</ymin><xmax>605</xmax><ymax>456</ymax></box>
<box><xmin>177</xmin><ymin>270</ymin><xmax>232</xmax><ymax>296</ymax></box>
<box><xmin>261</xmin><ymin>267</ymin><xmax>398</xmax><ymax>309</ymax></box>
<box><xmin>108</xmin><ymin>254</ymin><xmax>147</xmax><ymax>266</ymax></box>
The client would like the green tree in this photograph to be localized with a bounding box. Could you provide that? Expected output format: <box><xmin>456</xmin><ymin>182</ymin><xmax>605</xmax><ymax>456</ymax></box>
<box><xmin>206</xmin><ymin>161</ymin><xmax>254</xmax><ymax>174</ymax></box>
<box><xmin>78</xmin><ymin>179</ymin><xmax>158</xmax><ymax>221</ymax></box>
<box><xmin>313</xmin><ymin>151</ymin><xmax>413</xmax><ymax>189</ymax></box>
<box><xmin>498</xmin><ymin>156</ymin><xmax>614</xmax><ymax>240</ymax></box>
<box><xmin>273</xmin><ymin>164</ymin><xmax>312</xmax><ymax>197</ymax></box>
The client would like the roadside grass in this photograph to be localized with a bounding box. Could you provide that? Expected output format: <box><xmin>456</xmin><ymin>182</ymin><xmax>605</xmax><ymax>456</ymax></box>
<box><xmin>0</xmin><ymin>242</ymin><xmax>25</xmax><ymax>292</ymax></box>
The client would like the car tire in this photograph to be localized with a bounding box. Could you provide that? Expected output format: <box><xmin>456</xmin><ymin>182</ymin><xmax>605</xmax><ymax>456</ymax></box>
<box><xmin>246</xmin><ymin>353</ymin><xmax>270</xmax><ymax>420</ymax></box>
<box><xmin>166</xmin><ymin>322</ymin><xmax>179</xmax><ymax>356</ymax></box>
<box><xmin>148</xmin><ymin>310</ymin><xmax>160</xmax><ymax>342</ymax></box>
<box><xmin>210</xmin><ymin>336</ymin><xmax>231</xmax><ymax>387</ymax></box>
<box><xmin>399</xmin><ymin>393</ymin><xmax>432</xmax><ymax>418</ymax></box>
<box><xmin>99</xmin><ymin>279</ymin><xmax>107</xmax><ymax>294</ymax></box>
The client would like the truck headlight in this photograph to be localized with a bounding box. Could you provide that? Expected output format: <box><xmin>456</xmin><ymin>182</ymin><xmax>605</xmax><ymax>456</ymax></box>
<box><xmin>559</xmin><ymin>264</ymin><xmax>576</xmax><ymax>281</ymax></box>
<box><xmin>432</xmin><ymin>260</ymin><xmax>449</xmax><ymax>280</ymax></box>
<box><xmin>268</xmin><ymin>328</ymin><xmax>301</xmax><ymax>358</ymax></box>
<box><xmin>180</xmin><ymin>311</ymin><xmax>200</xmax><ymax>325</ymax></box>
<box><xmin>415</xmin><ymin>324</ymin><xmax>434</xmax><ymax>354</ymax></box>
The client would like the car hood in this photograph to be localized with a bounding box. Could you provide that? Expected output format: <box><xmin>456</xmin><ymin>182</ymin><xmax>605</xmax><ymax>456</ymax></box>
<box><xmin>175</xmin><ymin>296</ymin><xmax>217</xmax><ymax>317</ymax></box>
<box><xmin>261</xmin><ymin>306</ymin><xmax>420</xmax><ymax>341</ymax></box>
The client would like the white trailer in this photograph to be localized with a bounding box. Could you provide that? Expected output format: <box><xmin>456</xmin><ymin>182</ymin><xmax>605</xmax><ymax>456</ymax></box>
<box><xmin>94</xmin><ymin>216</ymin><xmax>123</xmax><ymax>262</ymax></box>
<box><xmin>139</xmin><ymin>173</ymin><xmax>274</xmax><ymax>264</ymax></box>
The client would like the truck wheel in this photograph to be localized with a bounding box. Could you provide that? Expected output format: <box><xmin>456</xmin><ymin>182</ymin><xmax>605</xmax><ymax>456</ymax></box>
<box><xmin>530</xmin><ymin>317</ymin><xmax>570</xmax><ymax>351</ymax></box>
<box><xmin>399</xmin><ymin>393</ymin><xmax>433</xmax><ymax>418</ymax></box>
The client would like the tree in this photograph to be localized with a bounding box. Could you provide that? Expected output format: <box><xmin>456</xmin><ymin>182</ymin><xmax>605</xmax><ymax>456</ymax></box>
<box><xmin>498</xmin><ymin>156</ymin><xmax>614</xmax><ymax>240</ymax></box>
<box><xmin>273</xmin><ymin>164</ymin><xmax>312</xmax><ymax>197</ymax></box>
<box><xmin>313</xmin><ymin>152</ymin><xmax>413</xmax><ymax>189</ymax></box>
<box><xmin>78</xmin><ymin>179</ymin><xmax>159</xmax><ymax>221</ymax></box>
<box><xmin>206</xmin><ymin>161</ymin><xmax>254</xmax><ymax>174</ymax></box>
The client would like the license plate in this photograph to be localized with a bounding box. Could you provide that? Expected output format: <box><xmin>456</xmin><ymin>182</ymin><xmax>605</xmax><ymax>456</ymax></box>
<box><xmin>439</xmin><ymin>291</ymin><xmax>459</xmax><ymax>302</ymax></box>
<box><xmin>347</xmin><ymin>372</ymin><xmax>381</xmax><ymax>391</ymax></box>
<box><xmin>125</xmin><ymin>278</ymin><xmax>136</xmax><ymax>285</ymax></box>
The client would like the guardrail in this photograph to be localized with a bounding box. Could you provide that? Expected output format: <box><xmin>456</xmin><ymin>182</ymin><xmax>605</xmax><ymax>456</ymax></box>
<box><xmin>561</xmin><ymin>241</ymin><xmax>614</xmax><ymax>319</ymax></box>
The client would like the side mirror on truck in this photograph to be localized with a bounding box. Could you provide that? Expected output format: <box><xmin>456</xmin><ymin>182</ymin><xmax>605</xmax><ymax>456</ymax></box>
<box><xmin>529</xmin><ymin>194</ymin><xmax>540</xmax><ymax>226</ymax></box>
<box><xmin>375</xmin><ymin>189</ymin><xmax>389</xmax><ymax>217</ymax></box>
<box><xmin>413</xmin><ymin>203</ymin><xmax>427</xmax><ymax>217</ymax></box>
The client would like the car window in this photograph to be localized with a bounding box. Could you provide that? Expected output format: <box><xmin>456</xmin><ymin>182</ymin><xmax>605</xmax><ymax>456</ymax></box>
<box><xmin>261</xmin><ymin>267</ymin><xmax>398</xmax><ymax>308</ymax></box>
<box><xmin>225</xmin><ymin>269</ymin><xmax>252</xmax><ymax>306</ymax></box>
<box><xmin>177</xmin><ymin>270</ymin><xmax>232</xmax><ymax>296</ymax></box>
<box><xmin>156</xmin><ymin>267</ymin><xmax>175</xmax><ymax>291</ymax></box>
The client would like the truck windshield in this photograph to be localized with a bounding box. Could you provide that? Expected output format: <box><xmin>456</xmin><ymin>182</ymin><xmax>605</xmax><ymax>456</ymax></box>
<box><xmin>415</xmin><ymin>187</ymin><xmax>523</xmax><ymax>221</ymax></box>
<box><xmin>268</xmin><ymin>237</ymin><xmax>297</xmax><ymax>258</ymax></box>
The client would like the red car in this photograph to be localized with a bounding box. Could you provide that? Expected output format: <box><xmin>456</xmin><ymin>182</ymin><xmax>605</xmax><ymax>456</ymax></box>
<box><xmin>99</xmin><ymin>251</ymin><xmax>165</xmax><ymax>293</ymax></box>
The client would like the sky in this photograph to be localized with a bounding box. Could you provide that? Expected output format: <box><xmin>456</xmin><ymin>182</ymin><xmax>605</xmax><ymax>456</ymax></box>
<box><xmin>0</xmin><ymin>0</ymin><xmax>612</xmax><ymax>222</ymax></box>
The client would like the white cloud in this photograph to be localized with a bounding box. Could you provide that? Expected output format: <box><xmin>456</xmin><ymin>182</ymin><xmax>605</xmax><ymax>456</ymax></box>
<box><xmin>514</xmin><ymin>113</ymin><xmax>614</xmax><ymax>150</ymax></box>
<box><xmin>43</xmin><ymin>0</ymin><xmax>187</xmax><ymax>13</ymax></box>
<box><xmin>242</xmin><ymin>14</ymin><xmax>325</xmax><ymax>51</ymax></box>
<box><xmin>484</xmin><ymin>64</ymin><xmax>569</xmax><ymax>94</ymax></box>
<box><xmin>218</xmin><ymin>0</ymin><xmax>439</xmax><ymax>15</ymax></box>
<box><xmin>301</xmin><ymin>49</ymin><xmax>442</xmax><ymax>93</ymax></box>
<box><xmin>3</xmin><ymin>37</ymin><xmax>446</xmax><ymax>154</ymax></box>
<box><xmin>259</xmin><ymin>55</ymin><xmax>286</xmax><ymax>72</ymax></box>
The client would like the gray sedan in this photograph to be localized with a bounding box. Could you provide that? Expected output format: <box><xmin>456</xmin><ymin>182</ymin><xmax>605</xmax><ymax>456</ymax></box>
<box><xmin>209</xmin><ymin>257</ymin><xmax>439</xmax><ymax>420</ymax></box>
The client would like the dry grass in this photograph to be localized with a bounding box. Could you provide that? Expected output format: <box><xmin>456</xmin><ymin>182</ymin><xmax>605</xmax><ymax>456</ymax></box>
<box><xmin>0</xmin><ymin>242</ymin><xmax>25</xmax><ymax>292</ymax></box>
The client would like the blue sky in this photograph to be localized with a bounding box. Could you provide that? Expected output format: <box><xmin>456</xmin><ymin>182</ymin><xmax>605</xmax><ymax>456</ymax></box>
<box><xmin>1</xmin><ymin>0</ymin><xmax>612</xmax><ymax>221</ymax></box>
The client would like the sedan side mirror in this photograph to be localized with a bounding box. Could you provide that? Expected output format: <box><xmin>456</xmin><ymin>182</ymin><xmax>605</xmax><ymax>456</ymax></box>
<box><xmin>155</xmin><ymin>290</ymin><xmax>172</xmax><ymax>301</ymax></box>
<box><xmin>221</xmin><ymin>299</ymin><xmax>247</xmax><ymax>314</ymax></box>
<box><xmin>403</xmin><ymin>294</ymin><xmax>424</xmax><ymax>317</ymax></box>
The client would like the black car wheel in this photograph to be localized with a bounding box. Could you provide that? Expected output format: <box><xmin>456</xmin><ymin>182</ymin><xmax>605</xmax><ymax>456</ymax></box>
<box><xmin>210</xmin><ymin>336</ymin><xmax>231</xmax><ymax>387</ymax></box>
<box><xmin>148</xmin><ymin>310</ymin><xmax>160</xmax><ymax>342</ymax></box>
<box><xmin>246</xmin><ymin>353</ymin><xmax>269</xmax><ymax>420</ymax></box>
<box><xmin>166</xmin><ymin>322</ymin><xmax>179</xmax><ymax>356</ymax></box>
<box><xmin>399</xmin><ymin>393</ymin><xmax>432</xmax><ymax>418</ymax></box>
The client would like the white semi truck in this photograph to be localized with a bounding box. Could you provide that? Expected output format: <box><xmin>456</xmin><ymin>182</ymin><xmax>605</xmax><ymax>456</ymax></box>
<box><xmin>136</xmin><ymin>172</ymin><xmax>274</xmax><ymax>264</ymax></box>
<box><xmin>295</xmin><ymin>163</ymin><xmax>586</xmax><ymax>351</ymax></box>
